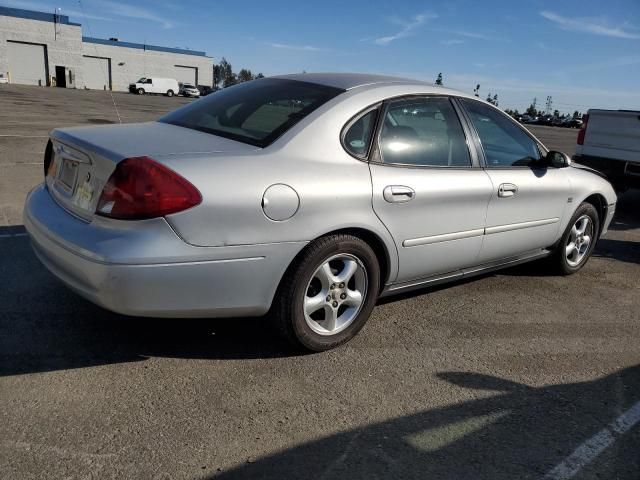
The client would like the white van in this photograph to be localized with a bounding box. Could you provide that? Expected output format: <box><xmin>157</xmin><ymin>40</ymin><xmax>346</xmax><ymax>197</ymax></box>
<box><xmin>129</xmin><ymin>77</ymin><xmax>179</xmax><ymax>97</ymax></box>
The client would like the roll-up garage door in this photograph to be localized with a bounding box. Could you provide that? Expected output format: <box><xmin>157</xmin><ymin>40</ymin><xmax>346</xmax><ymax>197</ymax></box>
<box><xmin>174</xmin><ymin>65</ymin><xmax>197</xmax><ymax>85</ymax></box>
<box><xmin>7</xmin><ymin>41</ymin><xmax>47</xmax><ymax>85</ymax></box>
<box><xmin>83</xmin><ymin>56</ymin><xmax>111</xmax><ymax>90</ymax></box>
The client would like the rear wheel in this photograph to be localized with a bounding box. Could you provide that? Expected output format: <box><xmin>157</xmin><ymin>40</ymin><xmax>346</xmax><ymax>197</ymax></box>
<box><xmin>552</xmin><ymin>202</ymin><xmax>599</xmax><ymax>275</ymax></box>
<box><xmin>166</xmin><ymin>89</ymin><xmax>174</xmax><ymax>97</ymax></box>
<box><xmin>137</xmin><ymin>88</ymin><xmax>145</xmax><ymax>95</ymax></box>
<box><xmin>274</xmin><ymin>234</ymin><xmax>380</xmax><ymax>351</ymax></box>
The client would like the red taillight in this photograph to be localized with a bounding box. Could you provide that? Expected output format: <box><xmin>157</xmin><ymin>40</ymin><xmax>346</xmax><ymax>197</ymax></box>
<box><xmin>577</xmin><ymin>114</ymin><xmax>589</xmax><ymax>145</ymax></box>
<box><xmin>96</xmin><ymin>156</ymin><xmax>202</xmax><ymax>220</ymax></box>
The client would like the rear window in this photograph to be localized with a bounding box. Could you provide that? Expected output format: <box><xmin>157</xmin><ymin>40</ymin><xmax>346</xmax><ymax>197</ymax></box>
<box><xmin>160</xmin><ymin>78</ymin><xmax>344</xmax><ymax>148</ymax></box>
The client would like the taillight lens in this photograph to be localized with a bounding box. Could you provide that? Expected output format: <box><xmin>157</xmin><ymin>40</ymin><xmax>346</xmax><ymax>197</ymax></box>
<box><xmin>577</xmin><ymin>114</ymin><xmax>589</xmax><ymax>145</ymax></box>
<box><xmin>44</xmin><ymin>140</ymin><xmax>55</xmax><ymax>179</ymax></box>
<box><xmin>96</xmin><ymin>156</ymin><xmax>202</xmax><ymax>220</ymax></box>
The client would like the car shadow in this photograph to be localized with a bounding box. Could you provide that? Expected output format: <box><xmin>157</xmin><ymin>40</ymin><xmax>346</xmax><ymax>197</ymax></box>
<box><xmin>0</xmin><ymin>231</ymin><xmax>303</xmax><ymax>377</ymax></box>
<box><xmin>210</xmin><ymin>365</ymin><xmax>640</xmax><ymax>479</ymax></box>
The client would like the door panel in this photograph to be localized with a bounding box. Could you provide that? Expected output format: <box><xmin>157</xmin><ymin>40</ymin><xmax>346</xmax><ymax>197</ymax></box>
<box><xmin>370</xmin><ymin>96</ymin><xmax>493</xmax><ymax>283</ymax></box>
<box><xmin>480</xmin><ymin>168</ymin><xmax>569</xmax><ymax>261</ymax></box>
<box><xmin>457</xmin><ymin>98</ymin><xmax>571</xmax><ymax>262</ymax></box>
<box><xmin>370</xmin><ymin>166</ymin><xmax>492</xmax><ymax>282</ymax></box>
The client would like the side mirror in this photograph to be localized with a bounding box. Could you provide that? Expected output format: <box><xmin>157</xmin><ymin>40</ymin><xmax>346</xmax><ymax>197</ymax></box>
<box><xmin>546</xmin><ymin>150</ymin><xmax>571</xmax><ymax>168</ymax></box>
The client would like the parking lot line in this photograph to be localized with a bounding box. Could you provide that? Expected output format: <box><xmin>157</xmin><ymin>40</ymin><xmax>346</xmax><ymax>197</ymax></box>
<box><xmin>543</xmin><ymin>401</ymin><xmax>640</xmax><ymax>480</ymax></box>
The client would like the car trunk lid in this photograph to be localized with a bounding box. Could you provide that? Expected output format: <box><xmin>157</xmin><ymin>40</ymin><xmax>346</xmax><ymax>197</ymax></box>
<box><xmin>46</xmin><ymin>121</ymin><xmax>258</xmax><ymax>222</ymax></box>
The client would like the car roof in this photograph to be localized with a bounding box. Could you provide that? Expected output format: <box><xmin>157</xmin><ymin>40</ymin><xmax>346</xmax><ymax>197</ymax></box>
<box><xmin>271</xmin><ymin>72</ymin><xmax>433</xmax><ymax>90</ymax></box>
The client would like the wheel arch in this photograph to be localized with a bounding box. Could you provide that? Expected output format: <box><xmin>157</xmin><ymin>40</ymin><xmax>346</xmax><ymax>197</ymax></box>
<box><xmin>275</xmin><ymin>227</ymin><xmax>395</xmax><ymax>302</ymax></box>
<box><xmin>581</xmin><ymin>193</ymin><xmax>608</xmax><ymax>236</ymax></box>
<box><xmin>324</xmin><ymin>227</ymin><xmax>392</xmax><ymax>290</ymax></box>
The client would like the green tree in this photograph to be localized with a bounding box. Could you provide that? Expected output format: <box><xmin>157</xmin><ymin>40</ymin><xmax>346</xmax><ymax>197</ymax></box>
<box><xmin>213</xmin><ymin>64</ymin><xmax>222</xmax><ymax>89</ymax></box>
<box><xmin>219</xmin><ymin>57</ymin><xmax>236</xmax><ymax>87</ymax></box>
<box><xmin>435</xmin><ymin>73</ymin><xmax>443</xmax><ymax>85</ymax></box>
<box><xmin>237</xmin><ymin>69</ymin><xmax>254</xmax><ymax>83</ymax></box>
<box><xmin>573</xmin><ymin>110</ymin><xmax>581</xmax><ymax>118</ymax></box>
<box><xmin>473</xmin><ymin>84</ymin><xmax>480</xmax><ymax>97</ymax></box>
<box><xmin>255</xmin><ymin>73</ymin><xmax>265</xmax><ymax>79</ymax></box>
<box><xmin>553</xmin><ymin>109</ymin><xmax>560</xmax><ymax>117</ymax></box>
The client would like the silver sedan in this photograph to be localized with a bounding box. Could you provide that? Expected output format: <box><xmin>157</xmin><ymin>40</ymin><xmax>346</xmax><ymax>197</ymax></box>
<box><xmin>24</xmin><ymin>73</ymin><xmax>617</xmax><ymax>351</ymax></box>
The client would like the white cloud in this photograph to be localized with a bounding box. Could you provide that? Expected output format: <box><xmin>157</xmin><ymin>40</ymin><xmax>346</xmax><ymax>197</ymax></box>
<box><xmin>93</xmin><ymin>0</ymin><xmax>175</xmax><ymax>29</ymax></box>
<box><xmin>442</xmin><ymin>29</ymin><xmax>497</xmax><ymax>41</ymax></box>
<box><xmin>440</xmin><ymin>39</ymin><xmax>464</xmax><ymax>46</ymax></box>
<box><xmin>266</xmin><ymin>42</ymin><xmax>326</xmax><ymax>52</ymax></box>
<box><xmin>374</xmin><ymin>12</ymin><xmax>437</xmax><ymax>46</ymax></box>
<box><xmin>1</xmin><ymin>0</ymin><xmax>112</xmax><ymax>21</ymax></box>
<box><xmin>540</xmin><ymin>11</ymin><xmax>640</xmax><ymax>39</ymax></box>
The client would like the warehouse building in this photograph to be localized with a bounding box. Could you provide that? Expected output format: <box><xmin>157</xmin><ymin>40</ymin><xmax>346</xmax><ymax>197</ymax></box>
<box><xmin>0</xmin><ymin>6</ymin><xmax>213</xmax><ymax>90</ymax></box>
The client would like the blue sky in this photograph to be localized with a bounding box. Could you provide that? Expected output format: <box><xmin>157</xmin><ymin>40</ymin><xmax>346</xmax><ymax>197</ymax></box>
<box><xmin>4</xmin><ymin>0</ymin><xmax>640</xmax><ymax>112</ymax></box>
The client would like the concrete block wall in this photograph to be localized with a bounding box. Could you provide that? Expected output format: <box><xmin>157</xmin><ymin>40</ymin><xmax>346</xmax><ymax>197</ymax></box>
<box><xmin>0</xmin><ymin>15</ymin><xmax>84</xmax><ymax>87</ymax></box>
<box><xmin>81</xmin><ymin>41</ymin><xmax>213</xmax><ymax>91</ymax></box>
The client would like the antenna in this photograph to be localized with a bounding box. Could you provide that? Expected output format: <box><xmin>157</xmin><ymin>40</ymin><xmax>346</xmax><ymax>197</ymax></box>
<box><xmin>76</xmin><ymin>0</ymin><xmax>122</xmax><ymax>124</ymax></box>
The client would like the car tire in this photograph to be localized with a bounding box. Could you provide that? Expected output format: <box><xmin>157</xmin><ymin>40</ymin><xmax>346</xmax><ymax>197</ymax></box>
<box><xmin>552</xmin><ymin>202</ymin><xmax>600</xmax><ymax>275</ymax></box>
<box><xmin>166</xmin><ymin>90</ymin><xmax>174</xmax><ymax>97</ymax></box>
<box><xmin>137</xmin><ymin>88</ymin><xmax>145</xmax><ymax>95</ymax></box>
<box><xmin>273</xmin><ymin>234</ymin><xmax>380</xmax><ymax>352</ymax></box>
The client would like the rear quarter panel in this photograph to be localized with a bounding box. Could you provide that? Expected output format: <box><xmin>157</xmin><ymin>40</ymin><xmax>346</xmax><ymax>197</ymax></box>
<box><xmin>161</xmin><ymin>88</ymin><xmax>402</xmax><ymax>281</ymax></box>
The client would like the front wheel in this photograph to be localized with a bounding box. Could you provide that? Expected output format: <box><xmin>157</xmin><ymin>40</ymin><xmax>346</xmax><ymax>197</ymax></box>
<box><xmin>273</xmin><ymin>234</ymin><xmax>380</xmax><ymax>351</ymax></box>
<box><xmin>137</xmin><ymin>88</ymin><xmax>145</xmax><ymax>95</ymax></box>
<box><xmin>552</xmin><ymin>202</ymin><xmax>600</xmax><ymax>275</ymax></box>
<box><xmin>166</xmin><ymin>89</ymin><xmax>174</xmax><ymax>97</ymax></box>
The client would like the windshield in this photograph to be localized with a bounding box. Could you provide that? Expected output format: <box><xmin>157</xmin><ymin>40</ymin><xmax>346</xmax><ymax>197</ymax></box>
<box><xmin>137</xmin><ymin>77</ymin><xmax>146</xmax><ymax>83</ymax></box>
<box><xmin>159</xmin><ymin>78</ymin><xmax>344</xmax><ymax>148</ymax></box>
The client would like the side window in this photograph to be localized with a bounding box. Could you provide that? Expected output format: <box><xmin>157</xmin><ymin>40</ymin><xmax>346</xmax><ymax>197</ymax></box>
<box><xmin>379</xmin><ymin>97</ymin><xmax>471</xmax><ymax>167</ymax></box>
<box><xmin>145</xmin><ymin>78</ymin><xmax>152</xmax><ymax>84</ymax></box>
<box><xmin>343</xmin><ymin>108</ymin><xmax>379</xmax><ymax>158</ymax></box>
<box><xmin>460</xmin><ymin>98</ymin><xmax>541</xmax><ymax>167</ymax></box>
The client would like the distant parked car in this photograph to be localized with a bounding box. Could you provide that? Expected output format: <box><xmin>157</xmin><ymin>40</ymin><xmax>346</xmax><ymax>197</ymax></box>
<box><xmin>551</xmin><ymin>116</ymin><xmax>564</xmax><ymax>127</ymax></box>
<box><xmin>520</xmin><ymin>115</ymin><xmax>538</xmax><ymax>124</ymax></box>
<box><xmin>537</xmin><ymin>115</ymin><xmax>554</xmax><ymax>126</ymax></box>
<box><xmin>562</xmin><ymin>117</ymin><xmax>583</xmax><ymax>129</ymax></box>
<box><xmin>129</xmin><ymin>77</ymin><xmax>179</xmax><ymax>97</ymax></box>
<box><xmin>24</xmin><ymin>73</ymin><xmax>617</xmax><ymax>351</ymax></box>
<box><xmin>197</xmin><ymin>85</ymin><xmax>216</xmax><ymax>96</ymax></box>
<box><xmin>0</xmin><ymin>73</ymin><xmax>8</xmax><ymax>84</ymax></box>
<box><xmin>180</xmin><ymin>83</ymin><xmax>200</xmax><ymax>98</ymax></box>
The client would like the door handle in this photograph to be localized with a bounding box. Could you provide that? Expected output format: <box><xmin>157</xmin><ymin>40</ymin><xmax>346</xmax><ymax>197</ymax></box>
<box><xmin>383</xmin><ymin>185</ymin><xmax>415</xmax><ymax>203</ymax></box>
<box><xmin>498</xmin><ymin>183</ymin><xmax>518</xmax><ymax>198</ymax></box>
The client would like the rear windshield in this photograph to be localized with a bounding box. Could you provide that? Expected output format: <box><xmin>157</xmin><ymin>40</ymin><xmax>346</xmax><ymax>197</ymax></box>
<box><xmin>159</xmin><ymin>78</ymin><xmax>344</xmax><ymax>147</ymax></box>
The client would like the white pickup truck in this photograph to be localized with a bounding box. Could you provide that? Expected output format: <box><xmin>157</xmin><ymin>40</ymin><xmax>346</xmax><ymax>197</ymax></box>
<box><xmin>573</xmin><ymin>109</ymin><xmax>640</xmax><ymax>192</ymax></box>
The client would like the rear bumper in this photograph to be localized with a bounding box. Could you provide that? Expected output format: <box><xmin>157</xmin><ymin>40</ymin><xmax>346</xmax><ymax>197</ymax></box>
<box><xmin>24</xmin><ymin>184</ymin><xmax>306</xmax><ymax>318</ymax></box>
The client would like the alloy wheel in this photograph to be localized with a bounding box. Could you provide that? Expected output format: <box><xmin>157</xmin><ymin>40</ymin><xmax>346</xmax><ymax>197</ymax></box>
<box><xmin>565</xmin><ymin>215</ymin><xmax>593</xmax><ymax>267</ymax></box>
<box><xmin>303</xmin><ymin>254</ymin><xmax>368</xmax><ymax>336</ymax></box>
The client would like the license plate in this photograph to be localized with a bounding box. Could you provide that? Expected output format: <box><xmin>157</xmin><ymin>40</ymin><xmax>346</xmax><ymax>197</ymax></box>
<box><xmin>58</xmin><ymin>159</ymin><xmax>79</xmax><ymax>192</ymax></box>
